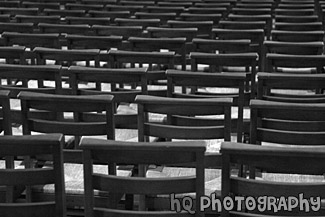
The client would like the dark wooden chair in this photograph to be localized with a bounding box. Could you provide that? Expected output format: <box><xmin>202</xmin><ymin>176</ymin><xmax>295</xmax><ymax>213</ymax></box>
<box><xmin>212</xmin><ymin>28</ymin><xmax>265</xmax><ymax>71</ymax></box>
<box><xmin>166</xmin><ymin>69</ymin><xmax>247</xmax><ymax>142</ymax></box>
<box><xmin>0</xmin><ymin>1</ymin><xmax>20</xmax><ymax>8</ymax></box>
<box><xmin>271</xmin><ymin>30</ymin><xmax>324</xmax><ymax>42</ymax></box>
<box><xmin>0</xmin><ymin>14</ymin><xmax>10</xmax><ymax>22</ymax></box>
<box><xmin>135</xmin><ymin>94</ymin><xmax>232</xmax><ymax>168</ymax></box>
<box><xmin>250</xmin><ymin>99</ymin><xmax>325</xmax><ymax>146</ymax></box>
<box><xmin>65</xmin><ymin>16</ymin><xmax>111</xmax><ymax>26</ymax></box>
<box><xmin>68</xmin><ymin>66</ymin><xmax>147</xmax><ymax>131</ymax></box>
<box><xmin>190</xmin><ymin>52</ymin><xmax>258</xmax><ymax>98</ymax></box>
<box><xmin>275</xmin><ymin>8</ymin><xmax>315</xmax><ymax>16</ymax></box>
<box><xmin>221</xmin><ymin>141</ymin><xmax>325</xmax><ymax>217</ymax></box>
<box><xmin>257</xmin><ymin>72</ymin><xmax>325</xmax><ymax>103</ymax></box>
<box><xmin>0</xmin><ymin>90</ymin><xmax>11</xmax><ymax>135</ymax></box>
<box><xmin>275</xmin><ymin>14</ymin><xmax>319</xmax><ymax>23</ymax></box>
<box><xmin>0</xmin><ymin>134</ymin><xmax>66</xmax><ymax>217</ymax></box>
<box><xmin>65</xmin><ymin>3</ymin><xmax>104</xmax><ymax>12</ymax></box>
<box><xmin>266</xmin><ymin>53</ymin><xmax>325</xmax><ymax>74</ymax></box>
<box><xmin>81</xmin><ymin>138</ymin><xmax>205</xmax><ymax>216</ymax></box>
<box><xmin>120</xmin><ymin>0</ymin><xmax>155</xmax><ymax>6</ymax></box>
<box><xmin>115</xmin><ymin>18</ymin><xmax>161</xmax><ymax>28</ymax></box>
<box><xmin>92</xmin><ymin>25</ymin><xmax>143</xmax><ymax>40</ymax></box>
<box><xmin>19</xmin><ymin>91</ymin><xmax>116</xmax><ymax>213</ymax></box>
<box><xmin>128</xmin><ymin>36</ymin><xmax>187</xmax><ymax>70</ymax></box>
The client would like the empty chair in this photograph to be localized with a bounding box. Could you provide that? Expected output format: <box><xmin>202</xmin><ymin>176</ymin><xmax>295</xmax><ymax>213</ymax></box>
<box><xmin>43</xmin><ymin>9</ymin><xmax>86</xmax><ymax>17</ymax></box>
<box><xmin>81</xmin><ymin>138</ymin><xmax>205</xmax><ymax>216</ymax></box>
<box><xmin>147</xmin><ymin>27</ymin><xmax>198</xmax><ymax>42</ymax></box>
<box><xmin>0</xmin><ymin>90</ymin><xmax>11</xmax><ymax>135</ymax></box>
<box><xmin>135</xmin><ymin>12</ymin><xmax>177</xmax><ymax>26</ymax></box>
<box><xmin>128</xmin><ymin>37</ymin><xmax>187</xmax><ymax>70</ymax></box>
<box><xmin>257</xmin><ymin>72</ymin><xmax>325</xmax><ymax>103</ymax></box>
<box><xmin>157</xmin><ymin>1</ymin><xmax>193</xmax><ymax>7</ymax></box>
<box><xmin>192</xmin><ymin>38</ymin><xmax>251</xmax><ymax>53</ymax></box>
<box><xmin>190</xmin><ymin>52</ymin><xmax>258</xmax><ymax>98</ymax></box>
<box><xmin>15</xmin><ymin>15</ymin><xmax>61</xmax><ymax>27</ymax></box>
<box><xmin>92</xmin><ymin>25</ymin><xmax>143</xmax><ymax>40</ymax></box>
<box><xmin>266</xmin><ymin>53</ymin><xmax>325</xmax><ymax>73</ymax></box>
<box><xmin>0</xmin><ymin>134</ymin><xmax>66</xmax><ymax>217</ymax></box>
<box><xmin>0</xmin><ymin>22</ymin><xmax>34</xmax><ymax>34</ymax></box>
<box><xmin>66</xmin><ymin>34</ymin><xmax>123</xmax><ymax>51</ymax></box>
<box><xmin>69</xmin><ymin>66</ymin><xmax>147</xmax><ymax>131</ymax></box>
<box><xmin>115</xmin><ymin>18</ymin><xmax>161</xmax><ymax>28</ymax></box>
<box><xmin>167</xmin><ymin>20</ymin><xmax>213</xmax><ymax>38</ymax></box>
<box><xmin>274</xmin><ymin>22</ymin><xmax>323</xmax><ymax>31</ymax></box>
<box><xmin>271</xmin><ymin>30</ymin><xmax>324</xmax><ymax>42</ymax></box>
<box><xmin>65</xmin><ymin>16</ymin><xmax>111</xmax><ymax>26</ymax></box>
<box><xmin>38</xmin><ymin>23</ymin><xmax>92</xmax><ymax>36</ymax></box>
<box><xmin>166</xmin><ymin>70</ymin><xmax>248</xmax><ymax>142</ymax></box>
<box><xmin>221</xmin><ymin>141</ymin><xmax>325</xmax><ymax>217</ymax></box>
<box><xmin>33</xmin><ymin>47</ymin><xmax>100</xmax><ymax>67</ymax></box>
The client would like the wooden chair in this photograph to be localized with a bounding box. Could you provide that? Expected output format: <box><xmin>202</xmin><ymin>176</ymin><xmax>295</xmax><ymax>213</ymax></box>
<box><xmin>135</xmin><ymin>94</ymin><xmax>232</xmax><ymax>168</ymax></box>
<box><xmin>212</xmin><ymin>28</ymin><xmax>265</xmax><ymax>71</ymax></box>
<box><xmin>145</xmin><ymin>6</ymin><xmax>185</xmax><ymax>15</ymax></box>
<box><xmin>18</xmin><ymin>91</ymin><xmax>120</xmax><ymax>214</ymax></box>
<box><xmin>274</xmin><ymin>22</ymin><xmax>323</xmax><ymax>31</ymax></box>
<box><xmin>92</xmin><ymin>25</ymin><xmax>143</xmax><ymax>40</ymax></box>
<box><xmin>134</xmin><ymin>12</ymin><xmax>177</xmax><ymax>26</ymax></box>
<box><xmin>0</xmin><ymin>134</ymin><xmax>66</xmax><ymax>217</ymax></box>
<box><xmin>250</xmin><ymin>99</ymin><xmax>325</xmax><ymax>146</ymax></box>
<box><xmin>0</xmin><ymin>90</ymin><xmax>11</xmax><ymax>135</ymax></box>
<box><xmin>166</xmin><ymin>69</ymin><xmax>247</xmax><ymax>142</ymax></box>
<box><xmin>0</xmin><ymin>46</ymin><xmax>27</xmax><ymax>65</ymax></box>
<box><xmin>66</xmin><ymin>34</ymin><xmax>123</xmax><ymax>51</ymax></box>
<box><xmin>221</xmin><ymin>141</ymin><xmax>325</xmax><ymax>217</ymax></box>
<box><xmin>0</xmin><ymin>7</ymin><xmax>38</xmax><ymax>16</ymax></box>
<box><xmin>271</xmin><ymin>30</ymin><xmax>324</xmax><ymax>42</ymax></box>
<box><xmin>128</xmin><ymin>36</ymin><xmax>187</xmax><ymax>70</ymax></box>
<box><xmin>147</xmin><ymin>27</ymin><xmax>198</xmax><ymax>42</ymax></box>
<box><xmin>65</xmin><ymin>16</ymin><xmax>111</xmax><ymax>26</ymax></box>
<box><xmin>88</xmin><ymin>10</ymin><xmax>131</xmax><ymax>20</ymax></box>
<box><xmin>115</xmin><ymin>18</ymin><xmax>161</xmax><ymax>28</ymax></box>
<box><xmin>190</xmin><ymin>52</ymin><xmax>258</xmax><ymax>98</ymax></box>
<box><xmin>15</xmin><ymin>15</ymin><xmax>61</xmax><ymax>27</ymax></box>
<box><xmin>192</xmin><ymin>38</ymin><xmax>251</xmax><ymax>53</ymax></box>
<box><xmin>81</xmin><ymin>138</ymin><xmax>205</xmax><ymax>216</ymax></box>
<box><xmin>167</xmin><ymin>20</ymin><xmax>213</xmax><ymax>38</ymax></box>
<box><xmin>257</xmin><ymin>72</ymin><xmax>325</xmax><ymax>103</ymax></box>
<box><xmin>68</xmin><ymin>66</ymin><xmax>147</xmax><ymax>130</ymax></box>
<box><xmin>33</xmin><ymin>47</ymin><xmax>100</xmax><ymax>68</ymax></box>
<box><xmin>43</xmin><ymin>9</ymin><xmax>86</xmax><ymax>18</ymax></box>
<box><xmin>38</xmin><ymin>23</ymin><xmax>92</xmax><ymax>36</ymax></box>
<box><xmin>266</xmin><ymin>53</ymin><xmax>325</xmax><ymax>74</ymax></box>
<box><xmin>0</xmin><ymin>22</ymin><xmax>34</xmax><ymax>34</ymax></box>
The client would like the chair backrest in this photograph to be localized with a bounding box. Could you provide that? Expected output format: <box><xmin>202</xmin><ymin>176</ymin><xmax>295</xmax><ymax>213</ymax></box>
<box><xmin>190</xmin><ymin>52</ymin><xmax>258</xmax><ymax>98</ymax></box>
<box><xmin>69</xmin><ymin>66</ymin><xmax>147</xmax><ymax>129</ymax></box>
<box><xmin>66</xmin><ymin>34</ymin><xmax>123</xmax><ymax>50</ymax></box>
<box><xmin>21</xmin><ymin>2</ymin><xmax>60</xmax><ymax>11</ymax></box>
<box><xmin>263</xmin><ymin>41</ymin><xmax>324</xmax><ymax>55</ymax></box>
<box><xmin>2</xmin><ymin>32</ymin><xmax>61</xmax><ymax>49</ymax></box>
<box><xmin>81</xmin><ymin>138</ymin><xmax>205</xmax><ymax>216</ymax></box>
<box><xmin>128</xmin><ymin>36</ymin><xmax>187</xmax><ymax>70</ymax></box>
<box><xmin>179</xmin><ymin>13</ymin><xmax>222</xmax><ymax>25</ymax></box>
<box><xmin>115</xmin><ymin>18</ymin><xmax>161</xmax><ymax>28</ymax></box>
<box><xmin>221</xmin><ymin>141</ymin><xmax>325</xmax><ymax>217</ymax></box>
<box><xmin>0</xmin><ymin>46</ymin><xmax>27</xmax><ymax>64</ymax></box>
<box><xmin>38</xmin><ymin>23</ymin><xmax>92</xmax><ymax>35</ymax></box>
<box><xmin>19</xmin><ymin>91</ymin><xmax>115</xmax><ymax>148</ymax></box>
<box><xmin>0</xmin><ymin>22</ymin><xmax>34</xmax><ymax>33</ymax></box>
<box><xmin>275</xmin><ymin>8</ymin><xmax>315</xmax><ymax>16</ymax></box>
<box><xmin>147</xmin><ymin>27</ymin><xmax>198</xmax><ymax>42</ymax></box>
<box><xmin>0</xmin><ymin>90</ymin><xmax>11</xmax><ymax>135</ymax></box>
<box><xmin>250</xmin><ymin>99</ymin><xmax>325</xmax><ymax>145</ymax></box>
<box><xmin>134</xmin><ymin>12</ymin><xmax>177</xmax><ymax>25</ymax></box>
<box><xmin>275</xmin><ymin>14</ymin><xmax>319</xmax><ymax>23</ymax></box>
<box><xmin>166</xmin><ymin>70</ymin><xmax>247</xmax><ymax>142</ymax></box>
<box><xmin>192</xmin><ymin>38</ymin><xmax>250</xmax><ymax>53</ymax></box>
<box><xmin>0</xmin><ymin>134</ymin><xmax>66</xmax><ymax>217</ymax></box>
<box><xmin>65</xmin><ymin>3</ymin><xmax>104</xmax><ymax>12</ymax></box>
<box><xmin>43</xmin><ymin>9</ymin><xmax>86</xmax><ymax>17</ymax></box>
<box><xmin>271</xmin><ymin>30</ymin><xmax>324</xmax><ymax>42</ymax></box>
<box><xmin>33</xmin><ymin>47</ymin><xmax>100</xmax><ymax>67</ymax></box>
<box><xmin>65</xmin><ymin>16</ymin><xmax>111</xmax><ymax>26</ymax></box>
<box><xmin>92</xmin><ymin>25</ymin><xmax>143</xmax><ymax>39</ymax></box>
<box><xmin>167</xmin><ymin>20</ymin><xmax>213</xmax><ymax>38</ymax></box>
<box><xmin>88</xmin><ymin>10</ymin><xmax>130</xmax><ymax>20</ymax></box>
<box><xmin>15</xmin><ymin>15</ymin><xmax>61</xmax><ymax>27</ymax></box>
<box><xmin>0</xmin><ymin>7</ymin><xmax>38</xmax><ymax>16</ymax></box>
<box><xmin>274</xmin><ymin>22</ymin><xmax>323</xmax><ymax>31</ymax></box>
<box><xmin>257</xmin><ymin>72</ymin><xmax>325</xmax><ymax>103</ymax></box>
<box><xmin>145</xmin><ymin>6</ymin><xmax>185</xmax><ymax>15</ymax></box>
<box><xmin>266</xmin><ymin>53</ymin><xmax>325</xmax><ymax>73</ymax></box>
